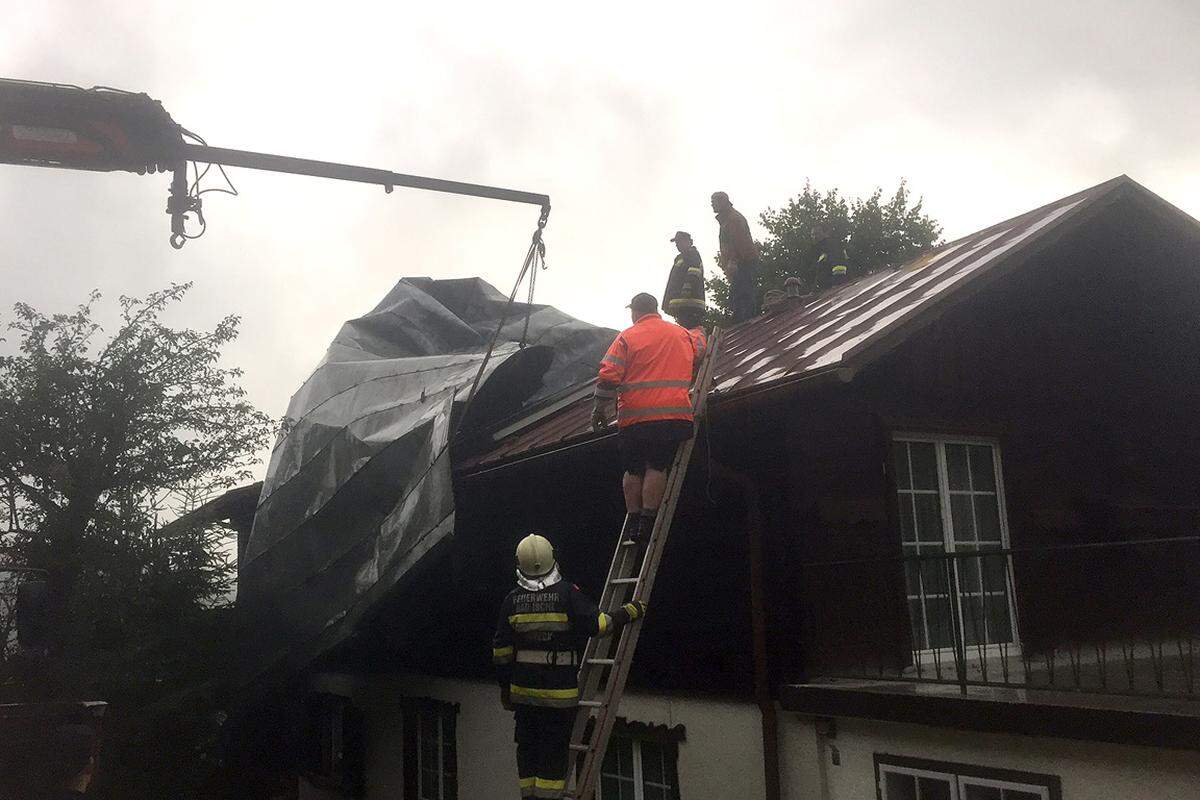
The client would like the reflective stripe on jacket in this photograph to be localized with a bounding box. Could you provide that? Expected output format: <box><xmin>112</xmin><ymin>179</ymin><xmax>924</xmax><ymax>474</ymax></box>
<box><xmin>493</xmin><ymin>580</ymin><xmax>637</xmax><ymax>708</ymax></box>
<box><xmin>595</xmin><ymin>313</ymin><xmax>697</xmax><ymax>428</ymax></box>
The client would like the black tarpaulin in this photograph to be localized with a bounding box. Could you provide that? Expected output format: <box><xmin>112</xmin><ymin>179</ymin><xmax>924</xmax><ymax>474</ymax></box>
<box><xmin>237</xmin><ymin>277</ymin><xmax>614</xmax><ymax>685</ymax></box>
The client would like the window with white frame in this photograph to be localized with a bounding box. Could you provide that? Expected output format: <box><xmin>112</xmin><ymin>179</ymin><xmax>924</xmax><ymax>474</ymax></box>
<box><xmin>598</xmin><ymin>725</ymin><xmax>681</xmax><ymax>800</ymax></box>
<box><xmin>892</xmin><ymin>436</ymin><xmax>1018</xmax><ymax>651</ymax></box>
<box><xmin>403</xmin><ymin>699</ymin><xmax>457</xmax><ymax>800</ymax></box>
<box><xmin>877</xmin><ymin>755</ymin><xmax>1060</xmax><ymax>800</ymax></box>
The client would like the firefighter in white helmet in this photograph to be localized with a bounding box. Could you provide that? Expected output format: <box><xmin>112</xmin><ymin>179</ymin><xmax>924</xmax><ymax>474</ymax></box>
<box><xmin>493</xmin><ymin>534</ymin><xmax>647</xmax><ymax>799</ymax></box>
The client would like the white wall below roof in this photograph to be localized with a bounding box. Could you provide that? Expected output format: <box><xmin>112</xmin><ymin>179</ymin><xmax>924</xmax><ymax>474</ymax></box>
<box><xmin>779</xmin><ymin>714</ymin><xmax>1200</xmax><ymax>800</ymax></box>
<box><xmin>360</xmin><ymin>673</ymin><xmax>767</xmax><ymax>800</ymax></box>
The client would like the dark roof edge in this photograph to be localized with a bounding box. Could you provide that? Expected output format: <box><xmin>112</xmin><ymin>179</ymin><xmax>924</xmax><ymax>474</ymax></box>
<box><xmin>781</xmin><ymin>682</ymin><xmax>1200</xmax><ymax>751</ymax></box>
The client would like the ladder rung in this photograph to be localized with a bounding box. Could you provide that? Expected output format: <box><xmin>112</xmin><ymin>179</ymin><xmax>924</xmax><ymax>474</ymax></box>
<box><xmin>587</xmin><ymin>658</ymin><xmax>615</xmax><ymax>666</ymax></box>
<box><xmin>569</xmin><ymin>743</ymin><xmax>590</xmax><ymax>752</ymax></box>
<box><xmin>578</xmin><ymin>700</ymin><xmax>604</xmax><ymax>708</ymax></box>
<box><xmin>609</xmin><ymin>577</ymin><xmax>638</xmax><ymax>585</ymax></box>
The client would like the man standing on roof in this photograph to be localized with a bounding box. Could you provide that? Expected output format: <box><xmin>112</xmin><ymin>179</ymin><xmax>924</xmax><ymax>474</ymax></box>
<box><xmin>494</xmin><ymin>533</ymin><xmax>647</xmax><ymax>800</ymax></box>
<box><xmin>712</xmin><ymin>191</ymin><xmax>761</xmax><ymax>323</ymax></box>
<box><xmin>591</xmin><ymin>293</ymin><xmax>698</xmax><ymax>543</ymax></box>
<box><xmin>663</xmin><ymin>230</ymin><xmax>706</xmax><ymax>325</ymax></box>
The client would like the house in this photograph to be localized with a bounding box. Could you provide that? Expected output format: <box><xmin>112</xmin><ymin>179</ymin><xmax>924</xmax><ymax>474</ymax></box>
<box><xmin>240</xmin><ymin>176</ymin><xmax>1200</xmax><ymax>800</ymax></box>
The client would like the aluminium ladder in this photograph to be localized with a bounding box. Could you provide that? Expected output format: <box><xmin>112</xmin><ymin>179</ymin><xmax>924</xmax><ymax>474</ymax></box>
<box><xmin>565</xmin><ymin>328</ymin><xmax>722</xmax><ymax>800</ymax></box>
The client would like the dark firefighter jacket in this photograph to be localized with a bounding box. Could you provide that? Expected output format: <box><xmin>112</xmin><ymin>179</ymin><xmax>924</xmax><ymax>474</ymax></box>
<box><xmin>663</xmin><ymin>245</ymin><xmax>706</xmax><ymax>318</ymax></box>
<box><xmin>493</xmin><ymin>578</ymin><xmax>640</xmax><ymax>707</ymax></box>
<box><xmin>815</xmin><ymin>240</ymin><xmax>850</xmax><ymax>286</ymax></box>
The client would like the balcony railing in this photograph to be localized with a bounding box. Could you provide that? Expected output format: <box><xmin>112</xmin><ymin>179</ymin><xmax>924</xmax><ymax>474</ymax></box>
<box><xmin>799</xmin><ymin>536</ymin><xmax>1200</xmax><ymax>698</ymax></box>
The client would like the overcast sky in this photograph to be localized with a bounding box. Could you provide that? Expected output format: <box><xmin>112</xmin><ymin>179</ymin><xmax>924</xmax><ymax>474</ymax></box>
<box><xmin>3</xmin><ymin>1</ymin><xmax>1199</xmax><ymax>478</ymax></box>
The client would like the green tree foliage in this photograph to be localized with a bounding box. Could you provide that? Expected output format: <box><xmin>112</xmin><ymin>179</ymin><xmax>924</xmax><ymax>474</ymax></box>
<box><xmin>0</xmin><ymin>284</ymin><xmax>272</xmax><ymax>797</ymax></box>
<box><xmin>707</xmin><ymin>181</ymin><xmax>943</xmax><ymax>322</ymax></box>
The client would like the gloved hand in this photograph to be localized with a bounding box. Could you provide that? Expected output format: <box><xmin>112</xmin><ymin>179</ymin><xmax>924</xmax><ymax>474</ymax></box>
<box><xmin>591</xmin><ymin>403</ymin><xmax>608</xmax><ymax>432</ymax></box>
<box><xmin>622</xmin><ymin>600</ymin><xmax>648</xmax><ymax>621</ymax></box>
<box><xmin>500</xmin><ymin>686</ymin><xmax>514</xmax><ymax>712</ymax></box>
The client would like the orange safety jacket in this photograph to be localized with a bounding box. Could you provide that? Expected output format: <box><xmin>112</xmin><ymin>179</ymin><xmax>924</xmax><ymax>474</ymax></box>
<box><xmin>596</xmin><ymin>313</ymin><xmax>696</xmax><ymax>428</ymax></box>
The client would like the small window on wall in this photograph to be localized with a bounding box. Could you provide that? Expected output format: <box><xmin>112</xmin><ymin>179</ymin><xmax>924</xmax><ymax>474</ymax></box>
<box><xmin>876</xmin><ymin>755</ymin><xmax>1060</xmax><ymax>800</ymax></box>
<box><xmin>305</xmin><ymin>694</ymin><xmax>365</xmax><ymax>797</ymax></box>
<box><xmin>598</xmin><ymin>719</ymin><xmax>685</xmax><ymax>800</ymax></box>
<box><xmin>402</xmin><ymin>698</ymin><xmax>458</xmax><ymax>800</ymax></box>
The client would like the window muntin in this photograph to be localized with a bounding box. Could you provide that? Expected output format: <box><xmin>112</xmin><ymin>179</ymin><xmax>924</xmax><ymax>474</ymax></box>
<box><xmin>893</xmin><ymin>436</ymin><xmax>1017</xmax><ymax>651</ymax></box>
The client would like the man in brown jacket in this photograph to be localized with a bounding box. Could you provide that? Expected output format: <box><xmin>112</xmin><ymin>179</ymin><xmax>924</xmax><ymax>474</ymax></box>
<box><xmin>712</xmin><ymin>191</ymin><xmax>761</xmax><ymax>322</ymax></box>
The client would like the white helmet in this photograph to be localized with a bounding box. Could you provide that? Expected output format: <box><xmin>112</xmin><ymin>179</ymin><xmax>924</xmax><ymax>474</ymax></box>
<box><xmin>516</xmin><ymin>533</ymin><xmax>556</xmax><ymax>578</ymax></box>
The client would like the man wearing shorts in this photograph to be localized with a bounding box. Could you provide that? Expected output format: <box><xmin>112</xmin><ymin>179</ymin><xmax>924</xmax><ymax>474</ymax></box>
<box><xmin>592</xmin><ymin>293</ymin><xmax>697</xmax><ymax>543</ymax></box>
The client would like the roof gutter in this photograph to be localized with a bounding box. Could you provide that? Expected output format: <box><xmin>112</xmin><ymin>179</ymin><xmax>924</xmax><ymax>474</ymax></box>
<box><xmin>709</xmin><ymin>459</ymin><xmax>781</xmax><ymax>800</ymax></box>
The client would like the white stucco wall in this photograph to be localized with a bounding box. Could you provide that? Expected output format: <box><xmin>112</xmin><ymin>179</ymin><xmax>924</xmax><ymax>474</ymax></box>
<box><xmin>333</xmin><ymin>672</ymin><xmax>1200</xmax><ymax>800</ymax></box>
<box><xmin>360</xmin><ymin>673</ymin><xmax>766</xmax><ymax>800</ymax></box>
<box><xmin>779</xmin><ymin>714</ymin><xmax>1200</xmax><ymax>800</ymax></box>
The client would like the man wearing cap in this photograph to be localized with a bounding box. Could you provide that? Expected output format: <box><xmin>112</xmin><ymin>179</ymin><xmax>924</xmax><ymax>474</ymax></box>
<box><xmin>663</xmin><ymin>231</ymin><xmax>706</xmax><ymax>325</ymax></box>
<box><xmin>712</xmin><ymin>191</ymin><xmax>761</xmax><ymax>323</ymax></box>
<box><xmin>592</xmin><ymin>293</ymin><xmax>698</xmax><ymax>543</ymax></box>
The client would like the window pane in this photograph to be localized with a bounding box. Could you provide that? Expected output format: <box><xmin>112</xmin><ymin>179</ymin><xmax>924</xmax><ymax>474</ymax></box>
<box><xmin>974</xmin><ymin>495</ymin><xmax>1002</xmax><ymax>543</ymax></box>
<box><xmin>986</xmin><ymin>589</ymin><xmax>1014</xmax><ymax>643</ymax></box>
<box><xmin>908</xmin><ymin>598</ymin><xmax>929</xmax><ymax>650</ymax></box>
<box><xmin>962</xmin><ymin>594</ymin><xmax>988</xmax><ymax>646</ymax></box>
<box><xmin>951</xmin><ymin>495</ymin><xmax>977</xmax><ymax>543</ymax></box>
<box><xmin>602</xmin><ymin>739</ymin><xmax>620</xmax><ymax>774</ymax></box>
<box><xmin>1004</xmin><ymin>791</ymin><xmax>1042</xmax><ymax>800</ymax></box>
<box><xmin>640</xmin><ymin>741</ymin><xmax>664</xmax><ymax>784</ymax></box>
<box><xmin>602</xmin><ymin>737</ymin><xmax>634</xmax><ymax>780</ymax></box>
<box><xmin>884</xmin><ymin>771</ymin><xmax>917</xmax><ymax>800</ymax></box>
<box><xmin>980</xmin><ymin>548</ymin><xmax>1007</xmax><ymax>594</ymax></box>
<box><xmin>918</xmin><ymin>546</ymin><xmax>950</xmax><ymax>594</ymax></box>
<box><xmin>909</xmin><ymin>442</ymin><xmax>938</xmax><ymax>490</ymax></box>
<box><xmin>926</xmin><ymin>594</ymin><xmax>956</xmax><ymax>649</ymax></box>
<box><xmin>904</xmin><ymin>560</ymin><xmax>923</xmax><ymax>596</ymax></box>
<box><xmin>964</xmin><ymin>785</ymin><xmax>1002</xmax><ymax>800</ymax></box>
<box><xmin>420</xmin><ymin>766</ymin><xmax>437</xmax><ymax>798</ymax></box>
<box><xmin>914</xmin><ymin>494</ymin><xmax>944</xmax><ymax>544</ymax></box>
<box><xmin>894</xmin><ymin>444</ymin><xmax>913</xmax><ymax>489</ymax></box>
<box><xmin>969</xmin><ymin>445</ymin><xmax>997</xmax><ymax>491</ymax></box>
<box><xmin>956</xmin><ymin>545</ymin><xmax>982</xmax><ymax>590</ymax></box>
<box><xmin>899</xmin><ymin>495</ymin><xmax>917</xmax><ymax>542</ymax></box>
<box><xmin>919</xmin><ymin>776</ymin><xmax>953</xmax><ymax>800</ymax></box>
<box><xmin>421</xmin><ymin>735</ymin><xmax>437</xmax><ymax>763</ymax></box>
<box><xmin>947</xmin><ymin>444</ymin><xmax>970</xmax><ymax>491</ymax></box>
<box><xmin>643</xmin><ymin>785</ymin><xmax>666</xmax><ymax>800</ymax></box>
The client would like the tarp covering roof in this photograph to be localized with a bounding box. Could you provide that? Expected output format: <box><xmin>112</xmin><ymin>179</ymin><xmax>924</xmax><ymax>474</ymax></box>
<box><xmin>237</xmin><ymin>277</ymin><xmax>614</xmax><ymax>684</ymax></box>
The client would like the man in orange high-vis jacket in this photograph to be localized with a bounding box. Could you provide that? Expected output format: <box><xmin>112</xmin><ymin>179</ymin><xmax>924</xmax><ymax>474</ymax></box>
<box><xmin>592</xmin><ymin>293</ymin><xmax>697</xmax><ymax>542</ymax></box>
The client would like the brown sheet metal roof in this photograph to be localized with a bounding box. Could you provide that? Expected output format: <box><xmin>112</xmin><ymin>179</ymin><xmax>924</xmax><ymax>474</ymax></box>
<box><xmin>459</xmin><ymin>176</ymin><xmax>1137</xmax><ymax>474</ymax></box>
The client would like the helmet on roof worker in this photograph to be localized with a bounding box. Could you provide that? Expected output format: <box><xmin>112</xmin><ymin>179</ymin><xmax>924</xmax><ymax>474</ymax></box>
<box><xmin>516</xmin><ymin>534</ymin><xmax>556</xmax><ymax>578</ymax></box>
